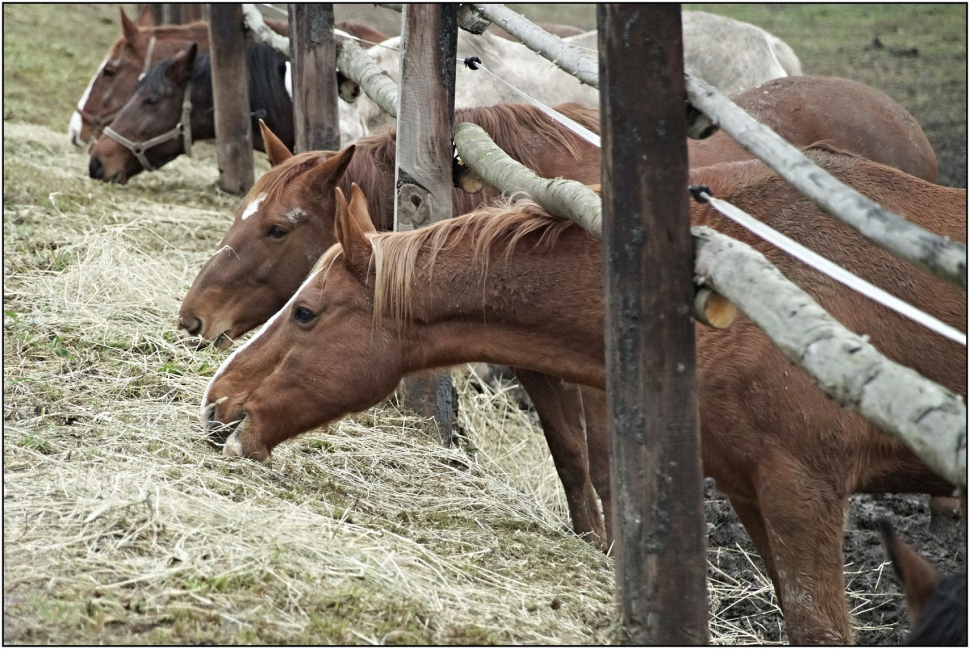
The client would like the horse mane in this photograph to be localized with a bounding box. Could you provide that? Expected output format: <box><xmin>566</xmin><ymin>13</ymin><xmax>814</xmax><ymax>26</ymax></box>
<box><xmin>238</xmin><ymin>101</ymin><xmax>599</xmax><ymax>229</ymax></box>
<box><xmin>339</xmin><ymin>102</ymin><xmax>600</xmax><ymax>230</ymax></box>
<box><xmin>312</xmin><ymin>196</ymin><xmax>581</xmax><ymax>327</ymax></box>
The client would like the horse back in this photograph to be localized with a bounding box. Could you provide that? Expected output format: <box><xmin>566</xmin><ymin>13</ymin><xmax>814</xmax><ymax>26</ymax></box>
<box><xmin>688</xmin><ymin>76</ymin><xmax>938</xmax><ymax>183</ymax></box>
<box><xmin>693</xmin><ymin>146</ymin><xmax>965</xmax><ymax>398</ymax></box>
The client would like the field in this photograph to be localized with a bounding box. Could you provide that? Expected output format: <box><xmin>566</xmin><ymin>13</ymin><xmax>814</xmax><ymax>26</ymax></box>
<box><xmin>3</xmin><ymin>3</ymin><xmax>966</xmax><ymax>645</ymax></box>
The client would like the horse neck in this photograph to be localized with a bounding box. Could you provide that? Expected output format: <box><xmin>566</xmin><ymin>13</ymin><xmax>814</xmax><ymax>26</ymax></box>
<box><xmin>381</xmin><ymin>221</ymin><xmax>606</xmax><ymax>387</ymax></box>
<box><xmin>187</xmin><ymin>71</ymin><xmax>216</xmax><ymax>141</ymax></box>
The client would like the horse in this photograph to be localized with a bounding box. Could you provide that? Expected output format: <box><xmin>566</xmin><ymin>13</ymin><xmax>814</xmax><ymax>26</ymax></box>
<box><xmin>878</xmin><ymin>519</ymin><xmax>967</xmax><ymax>644</ymax></box>
<box><xmin>337</xmin><ymin>11</ymin><xmax>803</xmax><ymax>142</ymax></box>
<box><xmin>201</xmin><ymin>145</ymin><xmax>967</xmax><ymax>643</ymax></box>
<box><xmin>181</xmin><ymin>75</ymin><xmax>939</xmax><ymax>550</ymax></box>
<box><xmin>87</xmin><ymin>42</ymin><xmax>294</xmax><ymax>184</ymax></box>
<box><xmin>178</xmin><ymin>103</ymin><xmax>609</xmax><ymax>548</ymax></box>
<box><xmin>68</xmin><ymin>6</ymin><xmax>289</xmax><ymax>148</ymax></box>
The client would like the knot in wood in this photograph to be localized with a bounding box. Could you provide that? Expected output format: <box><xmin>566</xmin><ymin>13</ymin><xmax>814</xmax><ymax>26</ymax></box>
<box><xmin>397</xmin><ymin>184</ymin><xmax>431</xmax><ymax>227</ymax></box>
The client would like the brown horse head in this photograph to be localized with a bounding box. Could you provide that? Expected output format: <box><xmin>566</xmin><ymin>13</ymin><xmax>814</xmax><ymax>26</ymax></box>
<box><xmin>180</xmin><ymin>106</ymin><xmax>601</xmax><ymax>348</ymax></box>
<box><xmin>70</xmin><ymin>7</ymin><xmax>208</xmax><ymax>148</ymax></box>
<box><xmin>202</xmin><ymin>184</ymin><xmax>399</xmax><ymax>459</ymax></box>
<box><xmin>179</xmin><ymin>135</ymin><xmax>357</xmax><ymax>348</ymax></box>
<box><xmin>87</xmin><ymin>43</ymin><xmax>199</xmax><ymax>183</ymax></box>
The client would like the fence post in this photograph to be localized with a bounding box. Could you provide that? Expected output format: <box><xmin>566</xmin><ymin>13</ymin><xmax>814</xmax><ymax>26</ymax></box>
<box><xmin>288</xmin><ymin>4</ymin><xmax>341</xmax><ymax>153</ymax></box>
<box><xmin>598</xmin><ymin>4</ymin><xmax>708</xmax><ymax>644</ymax></box>
<box><xmin>393</xmin><ymin>4</ymin><xmax>459</xmax><ymax>445</ymax></box>
<box><xmin>206</xmin><ymin>4</ymin><xmax>255</xmax><ymax>195</ymax></box>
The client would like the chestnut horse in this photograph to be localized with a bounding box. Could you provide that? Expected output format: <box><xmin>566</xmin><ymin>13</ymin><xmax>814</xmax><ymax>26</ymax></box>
<box><xmin>182</xmin><ymin>76</ymin><xmax>939</xmax><ymax>550</ymax></box>
<box><xmin>88</xmin><ymin>43</ymin><xmax>293</xmax><ymax>183</ymax></box>
<box><xmin>878</xmin><ymin>519</ymin><xmax>967</xmax><ymax>644</ymax></box>
<box><xmin>202</xmin><ymin>145</ymin><xmax>966</xmax><ymax>643</ymax></box>
<box><xmin>69</xmin><ymin>6</ymin><xmax>289</xmax><ymax>148</ymax></box>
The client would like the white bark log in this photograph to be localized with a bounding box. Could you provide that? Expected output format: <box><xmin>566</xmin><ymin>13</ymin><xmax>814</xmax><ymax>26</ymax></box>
<box><xmin>693</xmin><ymin>225</ymin><xmax>966</xmax><ymax>487</ymax></box>
<box><xmin>452</xmin><ymin>122</ymin><xmax>603</xmax><ymax>238</ymax></box>
<box><xmin>335</xmin><ymin>39</ymin><xmax>399</xmax><ymax>119</ymax></box>
<box><xmin>471</xmin><ymin>4</ymin><xmax>598</xmax><ymax>88</ymax></box>
<box><xmin>686</xmin><ymin>72</ymin><xmax>967</xmax><ymax>289</ymax></box>
<box><xmin>241</xmin><ymin>4</ymin><xmax>290</xmax><ymax>56</ymax></box>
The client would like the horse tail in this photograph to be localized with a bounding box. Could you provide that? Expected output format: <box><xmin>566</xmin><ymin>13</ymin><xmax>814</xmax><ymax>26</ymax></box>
<box><xmin>766</xmin><ymin>34</ymin><xmax>803</xmax><ymax>76</ymax></box>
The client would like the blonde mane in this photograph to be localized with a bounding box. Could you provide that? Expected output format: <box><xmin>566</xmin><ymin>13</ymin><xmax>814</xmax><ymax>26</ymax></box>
<box><xmin>312</xmin><ymin>197</ymin><xmax>584</xmax><ymax>327</ymax></box>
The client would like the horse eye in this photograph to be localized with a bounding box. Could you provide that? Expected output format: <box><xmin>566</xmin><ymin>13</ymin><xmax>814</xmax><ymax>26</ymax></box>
<box><xmin>103</xmin><ymin>68</ymin><xmax>116</xmax><ymax>78</ymax></box>
<box><xmin>292</xmin><ymin>306</ymin><xmax>315</xmax><ymax>324</ymax></box>
<box><xmin>267</xmin><ymin>226</ymin><xmax>287</xmax><ymax>239</ymax></box>
<box><xmin>143</xmin><ymin>96</ymin><xmax>158</xmax><ymax>107</ymax></box>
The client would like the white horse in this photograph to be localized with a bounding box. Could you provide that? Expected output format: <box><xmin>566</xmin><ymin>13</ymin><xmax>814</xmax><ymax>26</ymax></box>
<box><xmin>338</xmin><ymin>11</ymin><xmax>802</xmax><ymax>143</ymax></box>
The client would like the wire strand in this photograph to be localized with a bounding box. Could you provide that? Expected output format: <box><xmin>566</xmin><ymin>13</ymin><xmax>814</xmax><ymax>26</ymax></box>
<box><xmin>699</xmin><ymin>192</ymin><xmax>967</xmax><ymax>346</ymax></box>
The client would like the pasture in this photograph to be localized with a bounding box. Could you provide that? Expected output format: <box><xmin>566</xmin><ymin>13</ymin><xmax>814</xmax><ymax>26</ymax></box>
<box><xmin>3</xmin><ymin>3</ymin><xmax>966</xmax><ymax>644</ymax></box>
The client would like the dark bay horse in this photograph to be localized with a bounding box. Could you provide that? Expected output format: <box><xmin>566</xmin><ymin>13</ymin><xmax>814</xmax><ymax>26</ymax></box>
<box><xmin>202</xmin><ymin>145</ymin><xmax>966</xmax><ymax>643</ymax></box>
<box><xmin>88</xmin><ymin>43</ymin><xmax>294</xmax><ymax>184</ymax></box>
<box><xmin>69</xmin><ymin>6</ymin><xmax>289</xmax><ymax>148</ymax></box>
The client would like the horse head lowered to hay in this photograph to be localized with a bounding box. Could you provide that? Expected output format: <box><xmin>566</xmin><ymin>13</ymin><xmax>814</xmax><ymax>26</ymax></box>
<box><xmin>203</xmin><ymin>145</ymin><xmax>966</xmax><ymax>643</ymax></box>
<box><xmin>87</xmin><ymin>42</ymin><xmax>293</xmax><ymax>184</ymax></box>
<box><xmin>69</xmin><ymin>6</ymin><xmax>289</xmax><ymax>148</ymax></box>
<box><xmin>878</xmin><ymin>519</ymin><xmax>967</xmax><ymax>645</ymax></box>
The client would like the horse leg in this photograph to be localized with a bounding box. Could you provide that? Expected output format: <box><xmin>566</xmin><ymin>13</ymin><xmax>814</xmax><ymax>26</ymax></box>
<box><xmin>755</xmin><ymin>456</ymin><xmax>853</xmax><ymax>644</ymax></box>
<box><xmin>578</xmin><ymin>385</ymin><xmax>613</xmax><ymax>546</ymax></box>
<box><xmin>727</xmin><ymin>495</ymin><xmax>781</xmax><ymax>597</ymax></box>
<box><xmin>514</xmin><ymin>368</ymin><xmax>607</xmax><ymax>550</ymax></box>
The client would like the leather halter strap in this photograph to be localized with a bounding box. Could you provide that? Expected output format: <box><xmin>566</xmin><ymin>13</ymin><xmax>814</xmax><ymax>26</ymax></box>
<box><xmin>102</xmin><ymin>78</ymin><xmax>193</xmax><ymax>172</ymax></box>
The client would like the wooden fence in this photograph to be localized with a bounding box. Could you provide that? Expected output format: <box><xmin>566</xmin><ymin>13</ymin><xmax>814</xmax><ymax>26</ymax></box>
<box><xmin>216</xmin><ymin>3</ymin><xmax>965</xmax><ymax>642</ymax></box>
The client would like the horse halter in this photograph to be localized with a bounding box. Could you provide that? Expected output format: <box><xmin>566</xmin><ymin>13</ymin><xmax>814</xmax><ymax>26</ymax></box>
<box><xmin>102</xmin><ymin>78</ymin><xmax>193</xmax><ymax>172</ymax></box>
<box><xmin>78</xmin><ymin>36</ymin><xmax>158</xmax><ymax>148</ymax></box>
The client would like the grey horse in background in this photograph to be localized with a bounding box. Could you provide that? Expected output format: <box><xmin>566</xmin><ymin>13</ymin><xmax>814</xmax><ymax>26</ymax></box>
<box><xmin>337</xmin><ymin>10</ymin><xmax>802</xmax><ymax>143</ymax></box>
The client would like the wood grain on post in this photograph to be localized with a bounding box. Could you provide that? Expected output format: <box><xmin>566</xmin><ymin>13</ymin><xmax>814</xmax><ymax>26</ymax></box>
<box><xmin>289</xmin><ymin>4</ymin><xmax>340</xmax><ymax>153</ymax></box>
<box><xmin>393</xmin><ymin>4</ymin><xmax>459</xmax><ymax>445</ymax></box>
<box><xmin>207</xmin><ymin>4</ymin><xmax>255</xmax><ymax>195</ymax></box>
<box><xmin>598</xmin><ymin>4</ymin><xmax>708</xmax><ymax>644</ymax></box>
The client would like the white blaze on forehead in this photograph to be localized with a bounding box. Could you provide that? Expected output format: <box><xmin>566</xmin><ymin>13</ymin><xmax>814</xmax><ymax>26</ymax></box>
<box><xmin>69</xmin><ymin>55</ymin><xmax>110</xmax><ymax>144</ymax></box>
<box><xmin>240</xmin><ymin>192</ymin><xmax>268</xmax><ymax>220</ymax></box>
<box><xmin>284</xmin><ymin>207</ymin><xmax>306</xmax><ymax>223</ymax></box>
<box><xmin>284</xmin><ymin>61</ymin><xmax>292</xmax><ymax>99</ymax></box>
<box><xmin>201</xmin><ymin>267</ymin><xmax>324</xmax><ymax>413</ymax></box>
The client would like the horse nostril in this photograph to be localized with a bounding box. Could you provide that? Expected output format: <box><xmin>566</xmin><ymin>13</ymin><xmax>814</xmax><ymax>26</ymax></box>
<box><xmin>89</xmin><ymin>156</ymin><xmax>104</xmax><ymax>179</ymax></box>
<box><xmin>179</xmin><ymin>314</ymin><xmax>203</xmax><ymax>337</ymax></box>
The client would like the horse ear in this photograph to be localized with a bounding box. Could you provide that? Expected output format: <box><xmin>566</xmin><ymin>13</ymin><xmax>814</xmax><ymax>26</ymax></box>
<box><xmin>136</xmin><ymin>5</ymin><xmax>156</xmax><ymax>27</ymax></box>
<box><xmin>334</xmin><ymin>184</ymin><xmax>373</xmax><ymax>273</ymax></box>
<box><xmin>348</xmin><ymin>183</ymin><xmax>378</xmax><ymax>235</ymax></box>
<box><xmin>120</xmin><ymin>7</ymin><xmax>141</xmax><ymax>43</ymax></box>
<box><xmin>260</xmin><ymin>119</ymin><xmax>293</xmax><ymax>166</ymax></box>
<box><xmin>303</xmin><ymin>144</ymin><xmax>357</xmax><ymax>197</ymax></box>
<box><xmin>878</xmin><ymin>519</ymin><xmax>941</xmax><ymax>623</ymax></box>
<box><xmin>164</xmin><ymin>44</ymin><xmax>198</xmax><ymax>85</ymax></box>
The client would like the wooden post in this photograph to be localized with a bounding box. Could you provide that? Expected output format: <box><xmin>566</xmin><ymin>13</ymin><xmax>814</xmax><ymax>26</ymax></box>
<box><xmin>393</xmin><ymin>4</ymin><xmax>459</xmax><ymax>445</ymax></box>
<box><xmin>206</xmin><ymin>4</ymin><xmax>255</xmax><ymax>195</ymax></box>
<box><xmin>182</xmin><ymin>4</ymin><xmax>204</xmax><ymax>23</ymax></box>
<box><xmin>598</xmin><ymin>5</ymin><xmax>707</xmax><ymax>644</ymax></box>
<box><xmin>288</xmin><ymin>4</ymin><xmax>340</xmax><ymax>153</ymax></box>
